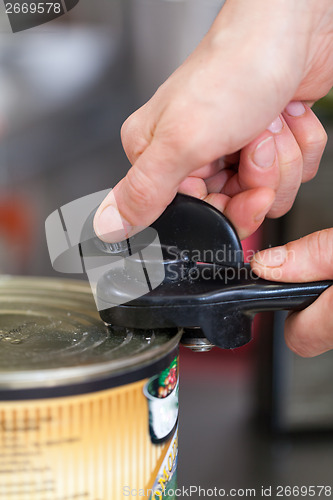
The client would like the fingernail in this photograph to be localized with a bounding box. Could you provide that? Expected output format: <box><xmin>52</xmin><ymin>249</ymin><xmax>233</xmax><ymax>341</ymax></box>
<box><xmin>252</xmin><ymin>136</ymin><xmax>275</xmax><ymax>168</ymax></box>
<box><xmin>267</xmin><ymin>116</ymin><xmax>283</xmax><ymax>133</ymax></box>
<box><xmin>253</xmin><ymin>246</ymin><xmax>287</xmax><ymax>267</ymax></box>
<box><xmin>285</xmin><ymin>101</ymin><xmax>306</xmax><ymax>117</ymax></box>
<box><xmin>94</xmin><ymin>205</ymin><xmax>132</xmax><ymax>242</ymax></box>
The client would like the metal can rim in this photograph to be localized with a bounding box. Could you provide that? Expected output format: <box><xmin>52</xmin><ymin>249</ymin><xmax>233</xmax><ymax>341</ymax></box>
<box><xmin>0</xmin><ymin>276</ymin><xmax>182</xmax><ymax>393</ymax></box>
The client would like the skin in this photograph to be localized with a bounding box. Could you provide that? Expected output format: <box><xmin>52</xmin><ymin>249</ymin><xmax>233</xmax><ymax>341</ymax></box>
<box><xmin>251</xmin><ymin>229</ymin><xmax>333</xmax><ymax>357</ymax></box>
<box><xmin>94</xmin><ymin>0</ymin><xmax>333</xmax><ymax>356</ymax></box>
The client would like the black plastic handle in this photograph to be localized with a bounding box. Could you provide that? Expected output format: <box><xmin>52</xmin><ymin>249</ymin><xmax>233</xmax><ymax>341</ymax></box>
<box><xmin>85</xmin><ymin>193</ymin><xmax>333</xmax><ymax>349</ymax></box>
<box><xmin>184</xmin><ymin>264</ymin><xmax>332</xmax><ymax>347</ymax></box>
<box><xmin>97</xmin><ymin>262</ymin><xmax>332</xmax><ymax>348</ymax></box>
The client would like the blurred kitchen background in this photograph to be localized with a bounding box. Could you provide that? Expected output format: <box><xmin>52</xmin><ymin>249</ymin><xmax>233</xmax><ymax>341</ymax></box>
<box><xmin>0</xmin><ymin>0</ymin><xmax>332</xmax><ymax>493</ymax></box>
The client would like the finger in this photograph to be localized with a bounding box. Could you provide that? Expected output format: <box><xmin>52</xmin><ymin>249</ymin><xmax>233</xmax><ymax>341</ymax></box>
<box><xmin>223</xmin><ymin>131</ymin><xmax>280</xmax><ymax>197</ymax></box>
<box><xmin>205</xmin><ymin>169</ymin><xmax>235</xmax><ymax>193</ymax></box>
<box><xmin>251</xmin><ymin>228</ymin><xmax>333</xmax><ymax>281</ymax></box>
<box><xmin>252</xmin><ymin>229</ymin><xmax>333</xmax><ymax>357</ymax></box>
<box><xmin>205</xmin><ymin>187</ymin><xmax>275</xmax><ymax>240</ymax></box>
<box><xmin>191</xmin><ymin>153</ymin><xmax>240</xmax><ymax>194</ymax></box>
<box><xmin>265</xmin><ymin>114</ymin><xmax>303</xmax><ymax>218</ymax></box>
<box><xmin>186</xmin><ymin>155</ymin><xmax>238</xmax><ymax>182</ymax></box>
<box><xmin>178</xmin><ymin>177</ymin><xmax>208</xmax><ymax>199</ymax></box>
<box><xmin>284</xmin><ymin>286</ymin><xmax>333</xmax><ymax>357</ymax></box>
<box><xmin>189</xmin><ymin>160</ymin><xmax>222</xmax><ymax>179</ymax></box>
<box><xmin>282</xmin><ymin>102</ymin><xmax>327</xmax><ymax>182</ymax></box>
<box><xmin>93</xmin><ymin>141</ymin><xmax>192</xmax><ymax>242</ymax></box>
<box><xmin>121</xmin><ymin>103</ymin><xmax>154</xmax><ymax>165</ymax></box>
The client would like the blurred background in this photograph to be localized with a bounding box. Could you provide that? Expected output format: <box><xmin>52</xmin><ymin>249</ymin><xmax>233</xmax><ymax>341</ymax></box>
<box><xmin>0</xmin><ymin>0</ymin><xmax>332</xmax><ymax>493</ymax></box>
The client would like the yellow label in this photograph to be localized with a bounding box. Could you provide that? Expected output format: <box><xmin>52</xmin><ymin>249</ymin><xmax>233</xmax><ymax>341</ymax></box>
<box><xmin>0</xmin><ymin>379</ymin><xmax>175</xmax><ymax>500</ymax></box>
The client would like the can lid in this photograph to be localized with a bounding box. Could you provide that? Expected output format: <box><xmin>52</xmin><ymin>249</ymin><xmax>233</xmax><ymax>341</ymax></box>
<box><xmin>0</xmin><ymin>276</ymin><xmax>181</xmax><ymax>391</ymax></box>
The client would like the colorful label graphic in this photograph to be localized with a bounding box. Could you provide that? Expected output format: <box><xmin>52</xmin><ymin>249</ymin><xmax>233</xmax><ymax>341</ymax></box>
<box><xmin>148</xmin><ymin>426</ymin><xmax>178</xmax><ymax>500</ymax></box>
<box><xmin>144</xmin><ymin>356</ymin><xmax>179</xmax><ymax>444</ymax></box>
<box><xmin>142</xmin><ymin>356</ymin><xmax>179</xmax><ymax>500</ymax></box>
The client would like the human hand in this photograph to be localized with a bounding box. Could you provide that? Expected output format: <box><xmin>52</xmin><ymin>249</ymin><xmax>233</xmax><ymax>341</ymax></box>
<box><xmin>251</xmin><ymin>229</ymin><xmax>333</xmax><ymax>357</ymax></box>
<box><xmin>94</xmin><ymin>0</ymin><xmax>333</xmax><ymax>242</ymax></box>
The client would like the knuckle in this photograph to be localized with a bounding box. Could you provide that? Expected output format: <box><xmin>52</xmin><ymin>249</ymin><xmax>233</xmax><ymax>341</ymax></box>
<box><xmin>284</xmin><ymin>315</ymin><xmax>312</xmax><ymax>358</ymax></box>
<box><xmin>274</xmin><ymin>156</ymin><xmax>303</xmax><ymax>186</ymax></box>
<box><xmin>285</xmin><ymin>333</ymin><xmax>303</xmax><ymax>357</ymax></box>
<box><xmin>125</xmin><ymin>166</ymin><xmax>158</xmax><ymax>214</ymax></box>
<box><xmin>120</xmin><ymin>114</ymin><xmax>136</xmax><ymax>145</ymax></box>
<box><xmin>281</xmin><ymin>154</ymin><xmax>303</xmax><ymax>173</ymax></box>
<box><xmin>304</xmin><ymin>126</ymin><xmax>328</xmax><ymax>153</ymax></box>
<box><xmin>266</xmin><ymin>200</ymin><xmax>294</xmax><ymax>219</ymax></box>
<box><xmin>121</xmin><ymin>112</ymin><xmax>150</xmax><ymax>162</ymax></box>
<box><xmin>267</xmin><ymin>183</ymin><xmax>300</xmax><ymax>218</ymax></box>
<box><xmin>302</xmin><ymin>164</ymin><xmax>319</xmax><ymax>182</ymax></box>
<box><xmin>308</xmin><ymin>229</ymin><xmax>333</xmax><ymax>271</ymax></box>
<box><xmin>301</xmin><ymin>128</ymin><xmax>327</xmax><ymax>182</ymax></box>
<box><xmin>285</xmin><ymin>288</ymin><xmax>333</xmax><ymax>357</ymax></box>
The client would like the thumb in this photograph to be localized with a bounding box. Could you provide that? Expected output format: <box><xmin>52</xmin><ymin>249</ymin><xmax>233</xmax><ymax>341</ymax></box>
<box><xmin>93</xmin><ymin>143</ymin><xmax>190</xmax><ymax>243</ymax></box>
<box><xmin>251</xmin><ymin>229</ymin><xmax>333</xmax><ymax>282</ymax></box>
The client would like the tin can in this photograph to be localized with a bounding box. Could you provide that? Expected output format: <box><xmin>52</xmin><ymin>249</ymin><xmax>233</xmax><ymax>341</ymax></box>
<box><xmin>0</xmin><ymin>277</ymin><xmax>181</xmax><ymax>500</ymax></box>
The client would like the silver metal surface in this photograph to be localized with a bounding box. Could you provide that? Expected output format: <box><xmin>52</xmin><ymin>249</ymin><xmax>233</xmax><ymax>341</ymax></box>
<box><xmin>0</xmin><ymin>276</ymin><xmax>181</xmax><ymax>390</ymax></box>
<box><xmin>180</xmin><ymin>326</ymin><xmax>214</xmax><ymax>352</ymax></box>
<box><xmin>181</xmin><ymin>338</ymin><xmax>214</xmax><ymax>352</ymax></box>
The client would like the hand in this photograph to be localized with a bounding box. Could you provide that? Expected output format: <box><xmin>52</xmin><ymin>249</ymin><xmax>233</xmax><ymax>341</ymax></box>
<box><xmin>94</xmin><ymin>0</ymin><xmax>333</xmax><ymax>242</ymax></box>
<box><xmin>251</xmin><ymin>229</ymin><xmax>333</xmax><ymax>357</ymax></box>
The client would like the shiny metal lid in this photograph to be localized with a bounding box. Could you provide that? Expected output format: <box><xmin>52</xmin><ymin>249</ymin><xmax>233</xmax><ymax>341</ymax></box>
<box><xmin>0</xmin><ymin>276</ymin><xmax>181</xmax><ymax>391</ymax></box>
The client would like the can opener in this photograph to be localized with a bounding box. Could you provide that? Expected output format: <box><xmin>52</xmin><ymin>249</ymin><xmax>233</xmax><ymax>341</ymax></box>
<box><xmin>82</xmin><ymin>194</ymin><xmax>332</xmax><ymax>351</ymax></box>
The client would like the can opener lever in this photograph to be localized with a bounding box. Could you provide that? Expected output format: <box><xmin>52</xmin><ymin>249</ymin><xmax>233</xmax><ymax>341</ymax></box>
<box><xmin>85</xmin><ymin>194</ymin><xmax>332</xmax><ymax>350</ymax></box>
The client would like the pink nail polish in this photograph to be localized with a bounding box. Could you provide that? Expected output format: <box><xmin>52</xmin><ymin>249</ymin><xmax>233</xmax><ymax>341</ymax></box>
<box><xmin>285</xmin><ymin>101</ymin><xmax>306</xmax><ymax>117</ymax></box>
